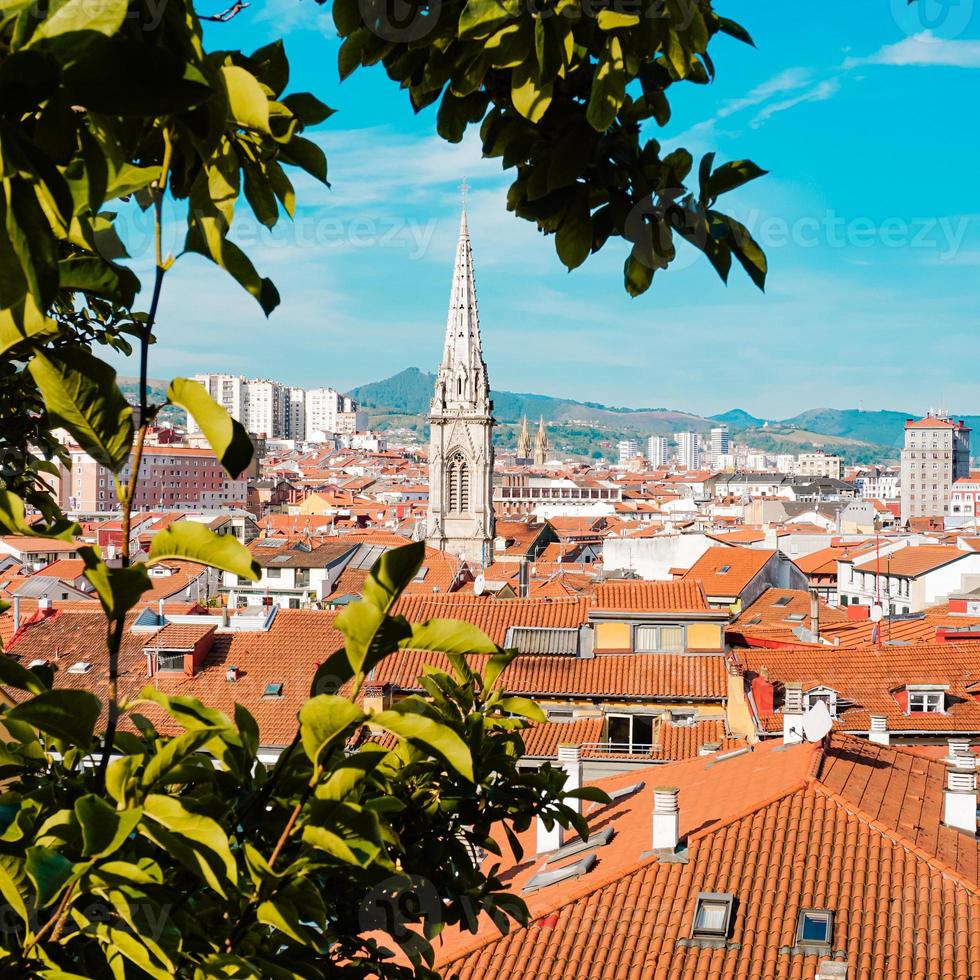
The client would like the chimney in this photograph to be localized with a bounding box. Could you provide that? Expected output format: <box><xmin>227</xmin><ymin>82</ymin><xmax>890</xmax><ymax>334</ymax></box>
<box><xmin>947</xmin><ymin>738</ymin><xmax>972</xmax><ymax>763</ymax></box>
<box><xmin>652</xmin><ymin>786</ymin><xmax>680</xmax><ymax>851</ymax></box>
<box><xmin>38</xmin><ymin>596</ymin><xmax>53</xmax><ymax>615</ymax></box>
<box><xmin>783</xmin><ymin>682</ymin><xmax>804</xmax><ymax>745</ymax></box>
<box><xmin>868</xmin><ymin>715</ymin><xmax>889</xmax><ymax>746</ymax></box>
<box><xmin>221</xmin><ymin>606</ymin><xmax>230</xmax><ymax>628</ymax></box>
<box><xmin>557</xmin><ymin>743</ymin><xmax>583</xmax><ymax>815</ymax></box>
<box><xmin>536</xmin><ymin>812</ymin><xmax>562</xmax><ymax>855</ymax></box>
<box><xmin>809</xmin><ymin>591</ymin><xmax>820</xmax><ymax>639</ymax></box>
<box><xmin>12</xmin><ymin>595</ymin><xmax>20</xmax><ymax>632</ymax></box>
<box><xmin>943</xmin><ymin>757</ymin><xmax>978</xmax><ymax>834</ymax></box>
<box><xmin>226</xmin><ymin>665</ymin><xmax>239</xmax><ymax>682</ymax></box>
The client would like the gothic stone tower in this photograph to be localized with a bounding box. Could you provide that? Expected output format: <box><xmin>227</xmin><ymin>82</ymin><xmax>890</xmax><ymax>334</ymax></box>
<box><xmin>426</xmin><ymin>207</ymin><xmax>495</xmax><ymax>566</ymax></box>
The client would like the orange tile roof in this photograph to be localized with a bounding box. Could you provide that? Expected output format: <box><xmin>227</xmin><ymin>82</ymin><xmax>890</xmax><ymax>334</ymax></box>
<box><xmin>865</xmin><ymin>544</ymin><xmax>968</xmax><ymax>577</ymax></box>
<box><xmin>591</xmin><ymin>580</ymin><xmax>709</xmax><ymax>614</ymax></box>
<box><xmin>733</xmin><ymin>588</ymin><xmax>848</xmax><ymax>629</ymax></box>
<box><xmin>436</xmin><ymin>735</ymin><xmax>980</xmax><ymax>979</ymax></box>
<box><xmin>734</xmin><ymin>641</ymin><xmax>980</xmax><ymax>733</ymax></box>
<box><xmin>682</xmin><ymin>546</ymin><xmax>777</xmax><ymax>597</ymax></box>
<box><xmin>656</xmin><ymin>717</ymin><xmax>744</xmax><ymax>761</ymax></box>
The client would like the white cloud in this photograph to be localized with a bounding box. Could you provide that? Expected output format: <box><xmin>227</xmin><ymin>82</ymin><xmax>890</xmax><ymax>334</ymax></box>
<box><xmin>845</xmin><ymin>31</ymin><xmax>980</xmax><ymax>69</ymax></box>
<box><xmin>751</xmin><ymin>78</ymin><xmax>841</xmax><ymax>127</ymax></box>
<box><xmin>717</xmin><ymin>67</ymin><xmax>813</xmax><ymax>117</ymax></box>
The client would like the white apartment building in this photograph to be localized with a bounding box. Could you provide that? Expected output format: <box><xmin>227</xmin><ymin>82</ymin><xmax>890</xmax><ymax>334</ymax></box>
<box><xmin>306</xmin><ymin>388</ymin><xmax>359</xmax><ymax>440</ymax></box>
<box><xmin>646</xmin><ymin>435</ymin><xmax>669</xmax><ymax>467</ymax></box>
<box><xmin>617</xmin><ymin>439</ymin><xmax>640</xmax><ymax>466</ymax></box>
<box><xmin>795</xmin><ymin>452</ymin><xmax>842</xmax><ymax>480</ymax></box>
<box><xmin>675</xmin><ymin>431</ymin><xmax>699</xmax><ymax>470</ymax></box>
<box><xmin>900</xmin><ymin>414</ymin><xmax>971</xmax><ymax>522</ymax></box>
<box><xmin>189</xmin><ymin>374</ymin><xmax>246</xmax><ymax>434</ymax></box>
<box><xmin>855</xmin><ymin>468</ymin><xmax>900</xmax><ymax>502</ymax></box>
<box><xmin>709</xmin><ymin>426</ymin><xmax>729</xmax><ymax>468</ymax></box>
<box><xmin>245</xmin><ymin>380</ymin><xmax>286</xmax><ymax>439</ymax></box>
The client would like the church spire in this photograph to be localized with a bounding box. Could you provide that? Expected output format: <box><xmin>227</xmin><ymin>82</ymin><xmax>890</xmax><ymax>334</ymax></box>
<box><xmin>534</xmin><ymin>416</ymin><xmax>549</xmax><ymax>466</ymax></box>
<box><xmin>432</xmin><ymin>193</ymin><xmax>490</xmax><ymax>414</ymax></box>
<box><xmin>517</xmin><ymin>414</ymin><xmax>531</xmax><ymax>461</ymax></box>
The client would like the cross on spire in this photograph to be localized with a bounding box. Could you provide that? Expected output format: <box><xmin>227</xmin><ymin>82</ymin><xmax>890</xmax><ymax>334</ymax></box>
<box><xmin>459</xmin><ymin>177</ymin><xmax>470</xmax><ymax>209</ymax></box>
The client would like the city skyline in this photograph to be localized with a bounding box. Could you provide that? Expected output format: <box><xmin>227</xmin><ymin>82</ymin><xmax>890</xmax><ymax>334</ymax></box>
<box><xmin>100</xmin><ymin>0</ymin><xmax>980</xmax><ymax>416</ymax></box>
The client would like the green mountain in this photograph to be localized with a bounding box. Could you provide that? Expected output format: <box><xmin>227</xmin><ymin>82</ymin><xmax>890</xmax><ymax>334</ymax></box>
<box><xmin>347</xmin><ymin>370</ymin><xmax>979</xmax><ymax>464</ymax></box>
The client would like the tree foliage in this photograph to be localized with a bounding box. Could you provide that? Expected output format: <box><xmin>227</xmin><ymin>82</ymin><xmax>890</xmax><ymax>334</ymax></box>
<box><xmin>0</xmin><ymin>2</ymin><xmax>600</xmax><ymax>976</ymax></box>
<box><xmin>332</xmin><ymin>0</ymin><xmax>769</xmax><ymax>294</ymax></box>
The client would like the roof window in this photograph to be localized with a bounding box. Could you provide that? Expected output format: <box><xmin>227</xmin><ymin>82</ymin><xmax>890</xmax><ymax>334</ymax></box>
<box><xmin>717</xmin><ymin>565</ymin><xmax>732</xmax><ymax>574</ymax></box>
<box><xmin>772</xmin><ymin>596</ymin><xmax>793</xmax><ymax>607</ymax></box>
<box><xmin>67</xmin><ymin>662</ymin><xmax>92</xmax><ymax>674</ymax></box>
<box><xmin>523</xmin><ymin>853</ymin><xmax>596</xmax><ymax>893</ymax></box>
<box><xmin>797</xmin><ymin>908</ymin><xmax>833</xmax><ymax>948</ymax></box>
<box><xmin>691</xmin><ymin>892</ymin><xmax>734</xmax><ymax>940</ymax></box>
<box><xmin>263</xmin><ymin>682</ymin><xmax>284</xmax><ymax>698</ymax></box>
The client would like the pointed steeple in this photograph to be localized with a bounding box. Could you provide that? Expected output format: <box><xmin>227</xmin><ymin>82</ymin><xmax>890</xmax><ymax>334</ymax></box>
<box><xmin>517</xmin><ymin>415</ymin><xmax>532</xmax><ymax>461</ymax></box>
<box><xmin>433</xmin><ymin>201</ymin><xmax>490</xmax><ymax>412</ymax></box>
<box><xmin>534</xmin><ymin>416</ymin><xmax>549</xmax><ymax>466</ymax></box>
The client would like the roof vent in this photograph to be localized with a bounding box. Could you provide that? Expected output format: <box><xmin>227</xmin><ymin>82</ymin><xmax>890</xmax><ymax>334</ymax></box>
<box><xmin>226</xmin><ymin>665</ymin><xmax>240</xmax><ymax>682</ymax></box>
<box><xmin>652</xmin><ymin>786</ymin><xmax>679</xmax><ymax>851</ymax></box>
<box><xmin>67</xmin><ymin>662</ymin><xmax>92</xmax><ymax>674</ymax></box>
<box><xmin>944</xmin><ymin>756</ymin><xmax>978</xmax><ymax>834</ymax></box>
<box><xmin>28</xmin><ymin>659</ymin><xmax>47</xmax><ymax>669</ymax></box>
<box><xmin>868</xmin><ymin>715</ymin><xmax>889</xmax><ymax>746</ymax></box>
<box><xmin>783</xmin><ymin>682</ymin><xmax>804</xmax><ymax>745</ymax></box>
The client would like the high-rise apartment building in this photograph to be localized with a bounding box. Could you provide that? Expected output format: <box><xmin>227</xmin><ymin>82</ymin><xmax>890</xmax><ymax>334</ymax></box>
<box><xmin>647</xmin><ymin>435</ymin><xmax>669</xmax><ymax>467</ymax></box>
<box><xmin>709</xmin><ymin>426</ymin><xmax>729</xmax><ymax>468</ymax></box>
<box><xmin>245</xmin><ymin>380</ymin><xmax>286</xmax><ymax>439</ymax></box>
<box><xmin>285</xmin><ymin>387</ymin><xmax>306</xmax><ymax>440</ymax></box>
<box><xmin>676</xmin><ymin>431</ymin><xmax>700</xmax><ymax>470</ymax></box>
<box><xmin>617</xmin><ymin>439</ymin><xmax>640</xmax><ymax>465</ymax></box>
<box><xmin>900</xmin><ymin>413</ymin><xmax>971</xmax><ymax>522</ymax></box>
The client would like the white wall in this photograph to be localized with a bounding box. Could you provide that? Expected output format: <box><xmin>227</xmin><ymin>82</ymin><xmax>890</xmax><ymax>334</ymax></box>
<box><xmin>603</xmin><ymin>534</ymin><xmax>714</xmax><ymax>581</ymax></box>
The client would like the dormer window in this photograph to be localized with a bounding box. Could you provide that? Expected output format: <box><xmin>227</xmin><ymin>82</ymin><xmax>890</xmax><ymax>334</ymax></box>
<box><xmin>906</xmin><ymin>685</ymin><xmax>946</xmax><ymax>714</ymax></box>
<box><xmin>691</xmin><ymin>892</ymin><xmax>734</xmax><ymax>940</ymax></box>
<box><xmin>804</xmin><ymin>687</ymin><xmax>838</xmax><ymax>717</ymax></box>
<box><xmin>634</xmin><ymin>625</ymin><xmax>685</xmax><ymax>653</ymax></box>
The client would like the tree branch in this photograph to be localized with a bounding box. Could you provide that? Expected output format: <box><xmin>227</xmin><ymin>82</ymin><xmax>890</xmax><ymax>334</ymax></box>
<box><xmin>200</xmin><ymin>1</ymin><xmax>250</xmax><ymax>21</ymax></box>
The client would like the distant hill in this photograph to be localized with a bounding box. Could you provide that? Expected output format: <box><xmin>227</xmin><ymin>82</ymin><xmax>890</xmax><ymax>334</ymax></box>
<box><xmin>348</xmin><ymin>369</ymin><xmax>980</xmax><ymax>464</ymax></box>
<box><xmin>349</xmin><ymin>368</ymin><xmax>717</xmax><ymax>433</ymax></box>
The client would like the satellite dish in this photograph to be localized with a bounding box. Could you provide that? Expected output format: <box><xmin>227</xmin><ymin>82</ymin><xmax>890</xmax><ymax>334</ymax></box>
<box><xmin>802</xmin><ymin>700</ymin><xmax>833</xmax><ymax>742</ymax></box>
<box><xmin>869</xmin><ymin>605</ymin><xmax>883</xmax><ymax>623</ymax></box>
<box><xmin>473</xmin><ymin>574</ymin><xmax>486</xmax><ymax>597</ymax></box>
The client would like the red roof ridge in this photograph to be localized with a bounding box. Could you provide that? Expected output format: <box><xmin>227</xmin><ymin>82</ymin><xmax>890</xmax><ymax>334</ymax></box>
<box><xmin>807</xmin><ymin>780</ymin><xmax>980</xmax><ymax>896</ymax></box>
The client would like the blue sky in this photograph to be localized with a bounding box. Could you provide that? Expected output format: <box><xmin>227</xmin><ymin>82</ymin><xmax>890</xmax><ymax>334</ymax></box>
<box><xmin>111</xmin><ymin>0</ymin><xmax>980</xmax><ymax>418</ymax></box>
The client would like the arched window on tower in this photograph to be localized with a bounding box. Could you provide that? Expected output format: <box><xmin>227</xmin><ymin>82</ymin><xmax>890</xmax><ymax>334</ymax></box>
<box><xmin>447</xmin><ymin>451</ymin><xmax>469</xmax><ymax>513</ymax></box>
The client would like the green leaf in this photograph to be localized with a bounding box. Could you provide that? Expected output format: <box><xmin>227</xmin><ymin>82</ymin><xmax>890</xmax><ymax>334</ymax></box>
<box><xmin>280</xmin><ymin>136</ymin><xmax>328</xmax><ymax>184</ymax></box>
<box><xmin>6</xmin><ymin>690</ymin><xmax>101</xmax><ymax>751</ymax></box>
<box><xmin>281</xmin><ymin>92</ymin><xmax>335</xmax><ymax>125</ymax></box>
<box><xmin>299</xmin><ymin>695</ymin><xmax>366</xmax><ymax>766</ymax></box>
<box><xmin>597</xmin><ymin>9</ymin><xmax>640</xmax><ymax>28</ymax></box>
<box><xmin>718</xmin><ymin>16</ymin><xmax>755</xmax><ymax>46</ymax></box>
<box><xmin>497</xmin><ymin>696</ymin><xmax>545</xmax><ymax>722</ymax></box>
<box><xmin>511</xmin><ymin>63</ymin><xmax>552</xmax><ymax>124</ymax></box>
<box><xmin>334</xmin><ymin>601</ymin><xmax>410</xmax><ymax>676</ymax></box>
<box><xmin>74</xmin><ymin>795</ymin><xmax>142</xmax><ymax>858</ymax></box>
<box><xmin>722</xmin><ymin>214</ymin><xmax>768</xmax><ymax>291</ymax></box>
<box><xmin>25</xmin><ymin>845</ymin><xmax>73</xmax><ymax>907</ymax></box>
<box><xmin>57</xmin><ymin>254</ymin><xmax>139</xmax><ymax>307</ymax></box>
<box><xmin>0</xmin><ymin>297</ymin><xmax>58</xmax><ymax>357</ymax></box>
<box><xmin>0</xmin><ymin>491</ymin><xmax>78</xmax><ymax>541</ymax></box>
<box><xmin>586</xmin><ymin>37</ymin><xmax>625</xmax><ymax>131</ymax></box>
<box><xmin>166</xmin><ymin>378</ymin><xmax>253</xmax><ymax>478</ymax></box>
<box><xmin>403</xmin><ymin>619</ymin><xmax>499</xmax><ymax>656</ymax></box>
<box><xmin>147</xmin><ymin>522</ymin><xmax>259</xmax><ymax>580</ymax></box>
<box><xmin>141</xmin><ymin>795</ymin><xmax>237</xmax><ymax>896</ymax></box>
<box><xmin>0</xmin><ymin>860</ymin><xmax>28</xmax><ymax>926</ymax></box>
<box><xmin>0</xmin><ymin>655</ymin><xmax>49</xmax><ymax>696</ymax></box>
<box><xmin>362</xmin><ymin>541</ymin><xmax>424</xmax><ymax>612</ymax></box>
<box><xmin>79</xmin><ymin>546</ymin><xmax>151</xmax><ymax>619</ymax></box>
<box><xmin>222</xmin><ymin>65</ymin><xmax>272</xmax><ymax>134</ymax></box>
<box><xmin>31</xmin><ymin>0</ymin><xmax>127</xmax><ymax>40</ymax></box>
<box><xmin>373</xmin><ymin>705</ymin><xmax>473</xmax><ymax>781</ymax></box>
<box><xmin>459</xmin><ymin>0</ymin><xmax>514</xmax><ymax>39</ymax></box>
<box><xmin>706</xmin><ymin>159</ymin><xmax>768</xmax><ymax>200</ymax></box>
<box><xmin>28</xmin><ymin>347</ymin><xmax>133</xmax><ymax>473</ymax></box>
<box><xmin>555</xmin><ymin>190</ymin><xmax>592</xmax><ymax>271</ymax></box>
<box><xmin>483</xmin><ymin>648</ymin><xmax>516</xmax><ymax>691</ymax></box>
<box><xmin>624</xmin><ymin>253</ymin><xmax>654</xmax><ymax>297</ymax></box>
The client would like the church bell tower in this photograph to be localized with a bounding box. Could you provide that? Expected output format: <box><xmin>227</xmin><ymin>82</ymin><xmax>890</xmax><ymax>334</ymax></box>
<box><xmin>425</xmin><ymin>196</ymin><xmax>495</xmax><ymax>566</ymax></box>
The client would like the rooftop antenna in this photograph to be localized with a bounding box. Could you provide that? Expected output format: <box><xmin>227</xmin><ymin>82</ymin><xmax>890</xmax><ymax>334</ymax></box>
<box><xmin>458</xmin><ymin>176</ymin><xmax>469</xmax><ymax>210</ymax></box>
<box><xmin>802</xmin><ymin>700</ymin><xmax>833</xmax><ymax>742</ymax></box>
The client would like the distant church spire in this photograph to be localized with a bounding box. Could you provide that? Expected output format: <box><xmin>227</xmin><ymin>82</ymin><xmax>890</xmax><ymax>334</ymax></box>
<box><xmin>426</xmin><ymin>200</ymin><xmax>495</xmax><ymax>566</ymax></box>
<box><xmin>517</xmin><ymin>415</ymin><xmax>532</xmax><ymax>462</ymax></box>
<box><xmin>534</xmin><ymin>416</ymin><xmax>549</xmax><ymax>467</ymax></box>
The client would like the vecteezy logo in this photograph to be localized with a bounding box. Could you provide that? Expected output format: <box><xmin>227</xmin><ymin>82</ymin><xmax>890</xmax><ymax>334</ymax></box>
<box><xmin>890</xmin><ymin>0</ymin><xmax>973</xmax><ymax>38</ymax></box>
<box><xmin>359</xmin><ymin>0</ymin><xmax>443</xmax><ymax>42</ymax></box>
<box><xmin>359</xmin><ymin>875</ymin><xmax>442</xmax><ymax>956</ymax></box>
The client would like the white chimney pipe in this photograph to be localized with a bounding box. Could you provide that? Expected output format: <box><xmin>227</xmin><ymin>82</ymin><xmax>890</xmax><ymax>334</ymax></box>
<box><xmin>536</xmin><ymin>813</ymin><xmax>562</xmax><ymax>855</ymax></box>
<box><xmin>943</xmin><ymin>757</ymin><xmax>978</xmax><ymax>834</ymax></box>
<box><xmin>868</xmin><ymin>715</ymin><xmax>889</xmax><ymax>746</ymax></box>
<box><xmin>557</xmin><ymin>743</ymin><xmax>583</xmax><ymax>816</ymax></box>
<box><xmin>652</xmin><ymin>786</ymin><xmax>680</xmax><ymax>851</ymax></box>
<box><xmin>783</xmin><ymin>682</ymin><xmax>804</xmax><ymax>745</ymax></box>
